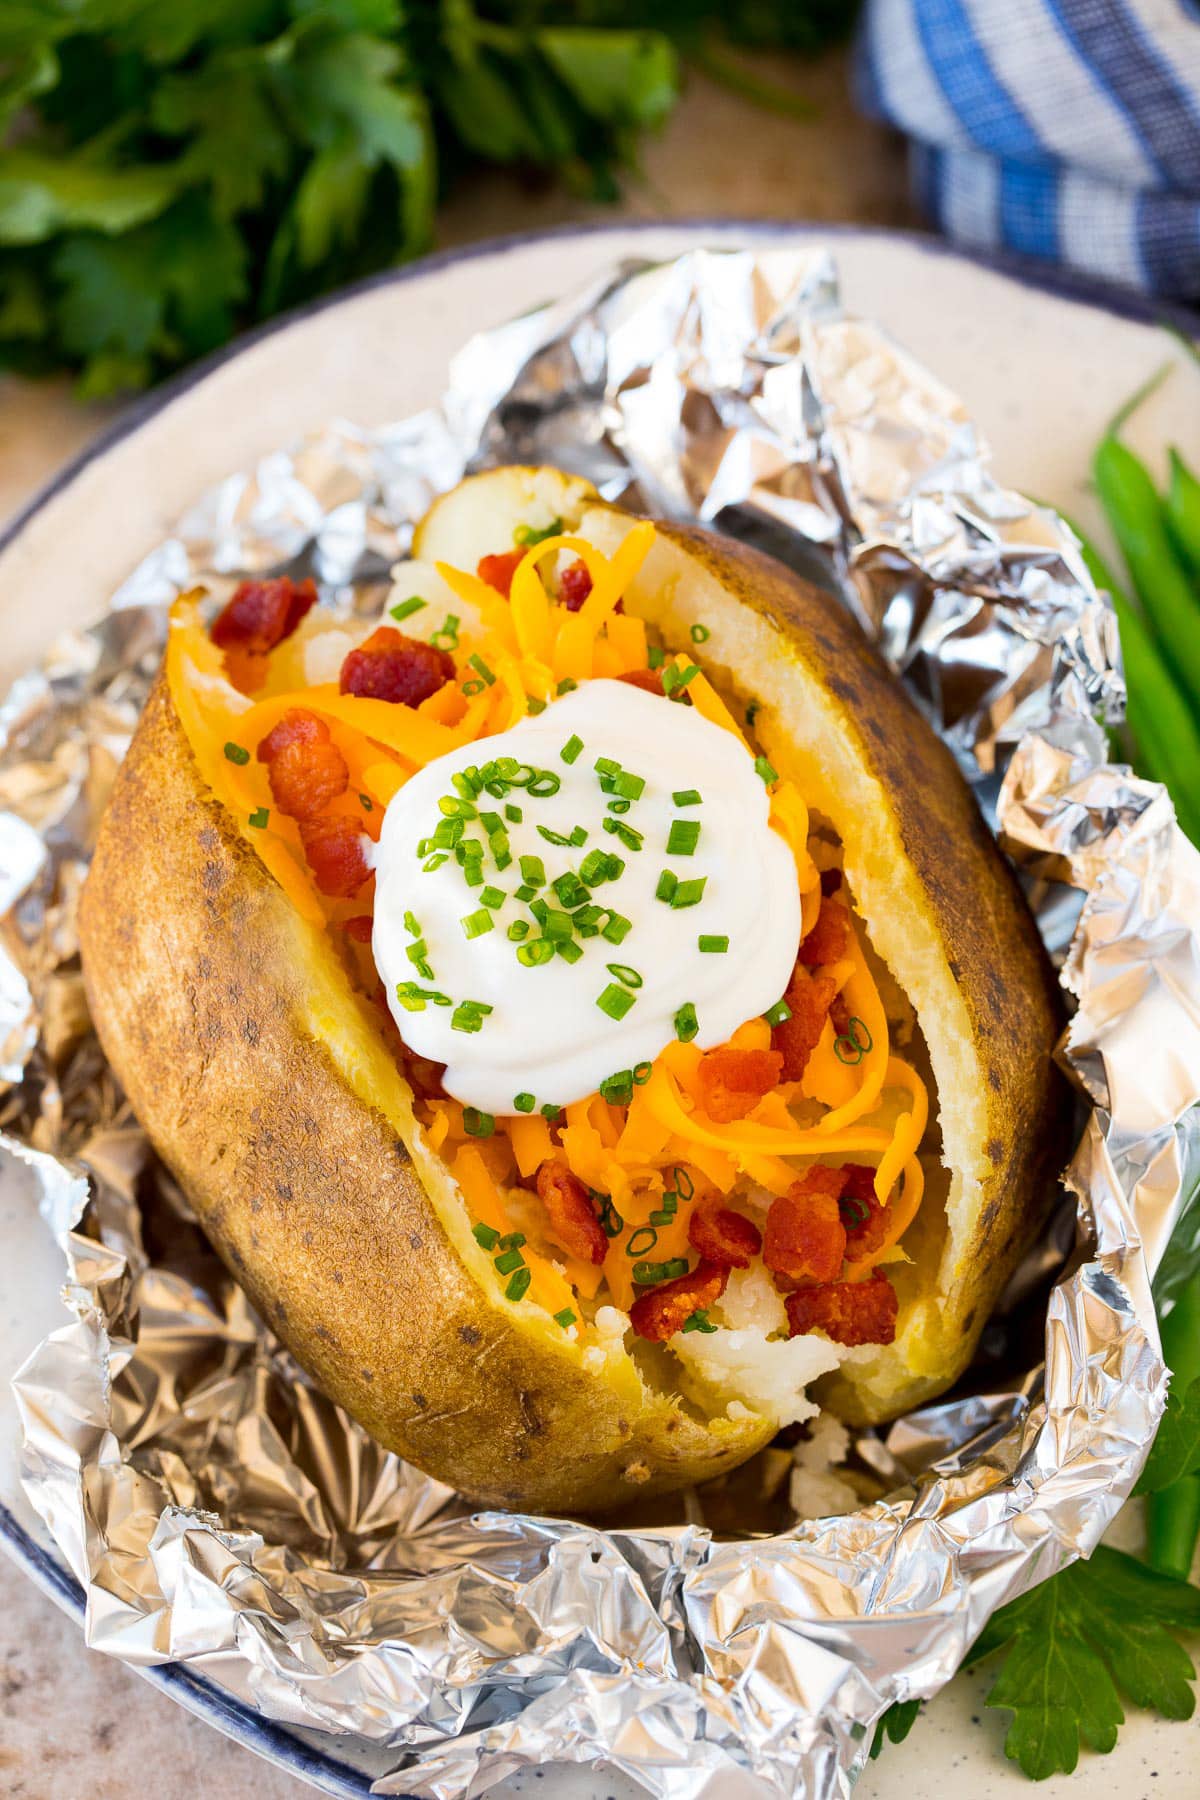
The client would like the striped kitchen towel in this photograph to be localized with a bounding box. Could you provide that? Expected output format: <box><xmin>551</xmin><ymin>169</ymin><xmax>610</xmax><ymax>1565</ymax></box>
<box><xmin>856</xmin><ymin>0</ymin><xmax>1200</xmax><ymax>300</ymax></box>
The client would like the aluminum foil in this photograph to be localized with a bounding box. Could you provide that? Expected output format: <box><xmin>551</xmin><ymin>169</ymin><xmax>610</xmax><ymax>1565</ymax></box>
<box><xmin>6</xmin><ymin>246</ymin><xmax>1199</xmax><ymax>1798</ymax></box>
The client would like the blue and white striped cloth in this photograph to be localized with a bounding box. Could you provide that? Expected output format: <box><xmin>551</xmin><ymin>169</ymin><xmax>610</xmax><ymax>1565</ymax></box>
<box><xmin>856</xmin><ymin>0</ymin><xmax>1200</xmax><ymax>300</ymax></box>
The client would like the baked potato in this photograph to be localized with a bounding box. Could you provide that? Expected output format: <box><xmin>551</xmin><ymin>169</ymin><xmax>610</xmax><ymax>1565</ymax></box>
<box><xmin>78</xmin><ymin>465</ymin><xmax>1067</xmax><ymax>1514</ymax></box>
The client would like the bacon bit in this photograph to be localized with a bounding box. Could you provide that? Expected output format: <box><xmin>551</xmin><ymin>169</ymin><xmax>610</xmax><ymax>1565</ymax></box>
<box><xmin>477</xmin><ymin>549</ymin><xmax>525</xmax><ymax>597</ymax></box>
<box><xmin>820</xmin><ymin>868</ymin><xmax>843</xmax><ymax>896</ymax></box>
<box><xmin>617</xmin><ymin>668</ymin><xmax>665</xmax><ymax>696</ymax></box>
<box><xmin>629</xmin><ymin>1260</ymin><xmax>729</xmax><ymax>1343</ymax></box>
<box><xmin>211</xmin><ymin>576</ymin><xmax>317</xmax><ymax>653</ymax></box>
<box><xmin>266</xmin><ymin>737</ymin><xmax>349</xmax><ymax>822</ymax></box>
<box><xmin>298</xmin><ymin>817</ymin><xmax>370</xmax><ymax>897</ymax></box>
<box><xmin>257</xmin><ymin>708</ymin><xmax>329</xmax><ymax>763</ymax></box>
<box><xmin>535</xmin><ymin>1159</ymin><xmax>607</xmax><ymax>1265</ymax></box>
<box><xmin>688</xmin><ymin>1201</ymin><xmax>762</xmax><ymax>1268</ymax></box>
<box><xmin>340</xmin><ymin>914</ymin><xmax>375</xmax><ymax>943</ymax></box>
<box><xmin>798</xmin><ymin>893</ymin><xmax>851</xmax><ymax>968</ymax></box>
<box><xmin>339</xmin><ymin>627</ymin><xmax>456</xmax><ymax>708</ymax></box>
<box><xmin>772</xmin><ymin>966</ymin><xmax>838</xmax><ymax>1079</ymax></box>
<box><xmin>785</xmin><ymin>1270</ymin><xmax>898</xmax><ymax>1346</ymax></box>
<box><xmin>558</xmin><ymin>558</ymin><xmax>593</xmax><ymax>611</ymax></box>
<box><xmin>696</xmin><ymin>1046</ymin><xmax>784</xmax><ymax>1123</ymax></box>
<box><xmin>838</xmin><ymin>1164</ymin><xmax>891</xmax><ymax>1257</ymax></box>
<box><xmin>763</xmin><ymin>1168</ymin><xmax>848</xmax><ymax>1288</ymax></box>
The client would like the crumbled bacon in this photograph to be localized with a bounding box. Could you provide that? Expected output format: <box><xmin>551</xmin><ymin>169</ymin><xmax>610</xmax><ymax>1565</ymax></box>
<box><xmin>257</xmin><ymin>708</ymin><xmax>329</xmax><ymax>763</ymax></box>
<box><xmin>340</xmin><ymin>915</ymin><xmax>375</xmax><ymax>943</ymax></box>
<box><xmin>838</xmin><ymin>1163</ymin><xmax>891</xmax><ymax>1258</ymax></box>
<box><xmin>398</xmin><ymin>1044</ymin><xmax>447</xmax><ymax>1101</ymax></box>
<box><xmin>617</xmin><ymin>667</ymin><xmax>665</xmax><ymax>696</ymax></box>
<box><xmin>688</xmin><ymin>1201</ymin><xmax>762</xmax><ymax>1268</ymax></box>
<box><xmin>772</xmin><ymin>966</ymin><xmax>838</xmax><ymax>1079</ymax></box>
<box><xmin>820</xmin><ymin>868</ymin><xmax>843</xmax><ymax>896</ymax></box>
<box><xmin>629</xmin><ymin>1260</ymin><xmax>728</xmax><ymax>1342</ymax></box>
<box><xmin>558</xmin><ymin>559</ymin><xmax>593</xmax><ymax>611</ymax></box>
<box><xmin>477</xmin><ymin>549</ymin><xmax>526</xmax><ymax>597</ymax></box>
<box><xmin>266</xmin><ymin>736</ymin><xmax>349</xmax><ymax>822</ymax></box>
<box><xmin>798</xmin><ymin>893</ymin><xmax>851</xmax><ymax>968</ymax></box>
<box><xmin>339</xmin><ymin>627</ymin><xmax>455</xmax><ymax>708</ymax></box>
<box><xmin>211</xmin><ymin>576</ymin><xmax>317</xmax><ymax>654</ymax></box>
<box><xmin>298</xmin><ymin>817</ymin><xmax>371</xmax><ymax>896</ymax></box>
<box><xmin>785</xmin><ymin>1270</ymin><xmax>898</xmax><ymax>1346</ymax></box>
<box><xmin>535</xmin><ymin>1159</ymin><xmax>607</xmax><ymax>1265</ymax></box>
<box><xmin>763</xmin><ymin>1168</ymin><xmax>848</xmax><ymax>1287</ymax></box>
<box><xmin>696</xmin><ymin>1046</ymin><xmax>784</xmax><ymax>1123</ymax></box>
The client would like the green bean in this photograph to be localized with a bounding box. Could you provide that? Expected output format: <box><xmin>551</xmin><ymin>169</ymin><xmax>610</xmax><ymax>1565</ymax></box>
<box><xmin>1147</xmin><ymin>1275</ymin><xmax>1200</xmax><ymax>1579</ymax></box>
<box><xmin>1165</xmin><ymin>448</ymin><xmax>1200</xmax><ymax>580</ymax></box>
<box><xmin>1068</xmin><ymin>521</ymin><xmax>1200</xmax><ymax>844</ymax></box>
<box><xmin>1093</xmin><ymin>434</ymin><xmax>1200</xmax><ymax>710</ymax></box>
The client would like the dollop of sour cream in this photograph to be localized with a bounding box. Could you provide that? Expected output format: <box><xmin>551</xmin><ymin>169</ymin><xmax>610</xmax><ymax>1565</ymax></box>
<box><xmin>373</xmin><ymin>680</ymin><xmax>800</xmax><ymax>1115</ymax></box>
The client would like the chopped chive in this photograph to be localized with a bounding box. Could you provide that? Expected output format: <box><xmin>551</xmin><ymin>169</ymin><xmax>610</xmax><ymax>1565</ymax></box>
<box><xmin>479</xmin><ymin>884</ymin><xmax>505</xmax><ymax>911</ymax></box>
<box><xmin>594</xmin><ymin>756</ymin><xmax>619</xmax><ymax>775</ymax></box>
<box><xmin>698</xmin><ymin>935</ymin><xmax>728</xmax><ymax>954</ymax></box>
<box><xmin>472</xmin><ymin>1221</ymin><xmax>500</xmax><ymax>1250</ymax></box>
<box><xmin>667</xmin><ymin>819</ymin><xmax>700</xmax><ymax>856</ymax></box>
<box><xmin>682</xmin><ymin>1309</ymin><xmax>717</xmax><ymax>1334</ymax></box>
<box><xmin>633</xmin><ymin>1061</ymin><xmax>652</xmax><ymax>1085</ymax></box>
<box><xmin>670</xmin><ymin>877</ymin><xmax>707</xmax><ymax>908</ymax></box>
<box><xmin>498</xmin><ymin>1232</ymin><xmax>526</xmax><ymax>1251</ymax></box>
<box><xmin>248</xmin><ymin>807</ymin><xmax>269</xmax><ymax>828</ymax></box>
<box><xmin>674</xmin><ymin>1001</ymin><xmax>699</xmax><ymax>1042</ymax></box>
<box><xmin>389</xmin><ymin>595</ymin><xmax>427</xmax><ymax>623</ymax></box>
<box><xmin>543</xmin><ymin>909</ymin><xmax>574</xmax><ymax>942</ymax></box>
<box><xmin>552</xmin><ymin>872</ymin><xmax>587</xmax><ymax>907</ymax></box>
<box><xmin>556</xmin><ymin>677</ymin><xmax>578</xmax><ymax>695</ymax></box>
<box><xmin>673</xmin><ymin>788</ymin><xmax>701</xmax><ymax>807</ymax></box>
<box><xmin>463</xmin><ymin>1107</ymin><xmax>494</xmax><ymax>1137</ymax></box>
<box><xmin>514</xmin><ymin>884</ymin><xmax>536</xmax><ymax>903</ymax></box>
<box><xmin>422</xmin><ymin>852</ymin><xmax>448</xmax><ymax>872</ymax></box>
<box><xmin>403</xmin><ymin>910</ymin><xmax>420</xmax><ymax>935</ymax></box>
<box><xmin>555</xmin><ymin>938</ymin><xmax>583</xmax><ymax>963</ymax></box>
<box><xmin>554</xmin><ymin>1307</ymin><xmax>576</xmax><ymax>1329</ymax></box>
<box><xmin>599</xmin><ymin>1069</ymin><xmax>634</xmax><ymax>1105</ymax></box>
<box><xmin>561</xmin><ymin>734</ymin><xmax>584</xmax><ymax>765</ymax></box>
<box><xmin>505</xmin><ymin>1267</ymin><xmax>531</xmax><ymax>1302</ymax></box>
<box><xmin>612</xmin><ymin>770</ymin><xmax>645</xmax><ymax>800</ymax></box>
<box><xmin>526</xmin><ymin>770</ymin><xmax>561</xmax><ymax>797</ymax></box>
<box><xmin>223</xmin><ymin>740</ymin><xmax>249</xmax><ymax>765</ymax></box>
<box><xmin>754</xmin><ymin>755</ymin><xmax>778</xmax><ymax>785</ymax></box>
<box><xmin>656</xmin><ymin>869</ymin><xmax>678</xmax><ymax>904</ymax></box>
<box><xmin>579</xmin><ymin>849</ymin><xmax>609</xmax><ymax>885</ymax></box>
<box><xmin>520</xmin><ymin>855</ymin><xmax>546</xmax><ymax>887</ymax></box>
<box><xmin>462</xmin><ymin>679</ymin><xmax>485</xmax><ymax>697</ymax></box>
<box><xmin>517</xmin><ymin>938</ymin><xmax>555</xmax><ymax>967</ymax></box>
<box><xmin>597</xmin><ymin>983</ymin><xmax>636</xmax><ymax>1021</ymax></box>
<box><xmin>460</xmin><ymin>909</ymin><xmax>494</xmax><ymax>940</ymax></box>
<box><xmin>690</xmin><ymin>622</ymin><xmax>711</xmax><ymax>643</ymax></box>
<box><xmin>662</xmin><ymin>662</ymin><xmax>699</xmax><ymax>697</ymax></box>
<box><xmin>607</xmin><ymin>798</ymin><xmax>631</xmax><ymax>815</ymax></box>
<box><xmin>529</xmin><ymin>898</ymin><xmax>549</xmax><ymax>924</ymax></box>
<box><xmin>439</xmin><ymin>795</ymin><xmax>476</xmax><ymax>819</ymax></box>
<box><xmin>513</xmin><ymin>1092</ymin><xmax>536</xmax><ymax>1113</ymax></box>
<box><xmin>648</xmin><ymin>1209</ymin><xmax>673</xmax><ymax>1228</ymax></box>
<box><xmin>537</xmin><ymin>824</ymin><xmax>574</xmax><ymax>847</ymax></box>
<box><xmin>494</xmin><ymin>1247</ymin><xmax>525</xmax><ymax>1275</ymax></box>
<box><xmin>626</xmin><ymin>1227</ymin><xmax>659</xmax><ymax>1259</ymax></box>
<box><xmin>468</xmin><ymin>652</ymin><xmax>496</xmax><ymax>687</ymax></box>
<box><xmin>600</xmin><ymin>910</ymin><xmax>632</xmax><ymax>945</ymax></box>
<box><xmin>541</xmin><ymin>1102</ymin><xmax>562</xmax><ymax>1122</ymax></box>
<box><xmin>525</xmin><ymin>696</ymin><xmax>546</xmax><ymax>715</ymax></box>
<box><xmin>605</xmin><ymin>962</ymin><xmax>642</xmax><ymax>989</ymax></box>
<box><xmin>513</xmin><ymin>516</ymin><xmax>563</xmax><ymax>546</ymax></box>
<box><xmin>508</xmin><ymin>920</ymin><xmax>530</xmax><ymax>941</ymax></box>
<box><xmin>603</xmin><ymin>817</ymin><xmax>643</xmax><ymax>851</ymax></box>
<box><xmin>451</xmin><ymin>1000</ymin><xmax>493</xmax><ymax>1032</ymax></box>
<box><xmin>359</xmin><ymin>792</ymin><xmax>373</xmax><ymax>811</ymax></box>
<box><xmin>569</xmin><ymin>825</ymin><xmax>587</xmax><ymax>847</ymax></box>
<box><xmin>431</xmin><ymin>613</ymin><xmax>460</xmax><ymax>650</ymax></box>
<box><xmin>763</xmin><ymin>999</ymin><xmax>791</xmax><ymax>1027</ymax></box>
<box><xmin>505</xmin><ymin>803</ymin><xmax>523</xmax><ymax>823</ymax></box>
<box><xmin>647</xmin><ymin>645</ymin><xmax>664</xmax><ymax>669</ymax></box>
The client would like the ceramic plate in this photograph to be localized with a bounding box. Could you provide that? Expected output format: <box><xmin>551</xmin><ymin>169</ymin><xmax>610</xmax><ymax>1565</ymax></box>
<box><xmin>1</xmin><ymin>220</ymin><xmax>1197</xmax><ymax>1800</ymax></box>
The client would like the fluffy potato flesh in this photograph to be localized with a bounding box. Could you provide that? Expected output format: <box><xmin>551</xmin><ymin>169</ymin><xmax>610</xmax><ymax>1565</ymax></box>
<box><xmin>78</xmin><ymin>466</ymin><xmax>1066</xmax><ymax>1514</ymax></box>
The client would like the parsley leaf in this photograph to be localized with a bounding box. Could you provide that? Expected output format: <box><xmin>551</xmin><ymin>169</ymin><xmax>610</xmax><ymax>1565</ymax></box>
<box><xmin>965</xmin><ymin>1547</ymin><xmax>1200</xmax><ymax>1780</ymax></box>
<box><xmin>1137</xmin><ymin>1378</ymin><xmax>1200</xmax><ymax>1495</ymax></box>
<box><xmin>869</xmin><ymin>1698</ymin><xmax>920</xmax><ymax>1760</ymax></box>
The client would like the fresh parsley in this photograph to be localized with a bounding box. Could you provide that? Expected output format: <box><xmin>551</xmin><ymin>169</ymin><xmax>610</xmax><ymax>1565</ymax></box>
<box><xmin>964</xmin><ymin>1547</ymin><xmax>1200</xmax><ymax>1780</ymax></box>
<box><xmin>1137</xmin><ymin>1378</ymin><xmax>1200</xmax><ymax>1496</ymax></box>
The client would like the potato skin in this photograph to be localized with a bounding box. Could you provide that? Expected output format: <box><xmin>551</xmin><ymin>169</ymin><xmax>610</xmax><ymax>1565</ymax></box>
<box><xmin>78</xmin><ymin>673</ymin><xmax>773</xmax><ymax>1515</ymax></box>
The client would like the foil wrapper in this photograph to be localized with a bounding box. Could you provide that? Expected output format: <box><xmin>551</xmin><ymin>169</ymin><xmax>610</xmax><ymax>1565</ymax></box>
<box><xmin>6</xmin><ymin>246</ymin><xmax>1199</xmax><ymax>1798</ymax></box>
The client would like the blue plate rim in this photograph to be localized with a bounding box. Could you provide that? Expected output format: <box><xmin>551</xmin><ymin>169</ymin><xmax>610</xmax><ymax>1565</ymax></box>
<box><xmin>1</xmin><ymin>212</ymin><xmax>1195</xmax><ymax>1795</ymax></box>
<box><xmin>1</xmin><ymin>215</ymin><xmax>1195</xmax><ymax>572</ymax></box>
